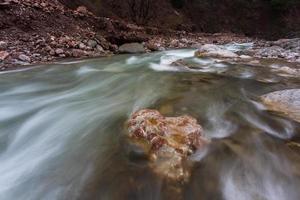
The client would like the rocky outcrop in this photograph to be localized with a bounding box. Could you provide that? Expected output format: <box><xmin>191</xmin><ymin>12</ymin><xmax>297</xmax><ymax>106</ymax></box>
<box><xmin>127</xmin><ymin>109</ymin><xmax>208</xmax><ymax>181</ymax></box>
<box><xmin>261</xmin><ymin>89</ymin><xmax>300</xmax><ymax>123</ymax></box>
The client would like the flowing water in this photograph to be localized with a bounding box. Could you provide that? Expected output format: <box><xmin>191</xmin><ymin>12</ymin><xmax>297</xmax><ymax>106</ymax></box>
<box><xmin>0</xmin><ymin>45</ymin><xmax>300</xmax><ymax>200</ymax></box>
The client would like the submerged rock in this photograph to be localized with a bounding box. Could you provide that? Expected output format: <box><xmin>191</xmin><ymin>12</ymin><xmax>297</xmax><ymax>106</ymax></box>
<box><xmin>195</xmin><ymin>44</ymin><xmax>238</xmax><ymax>58</ymax></box>
<box><xmin>127</xmin><ymin>109</ymin><xmax>208</xmax><ymax>181</ymax></box>
<box><xmin>119</xmin><ymin>43</ymin><xmax>145</xmax><ymax>54</ymax></box>
<box><xmin>261</xmin><ymin>89</ymin><xmax>300</xmax><ymax>123</ymax></box>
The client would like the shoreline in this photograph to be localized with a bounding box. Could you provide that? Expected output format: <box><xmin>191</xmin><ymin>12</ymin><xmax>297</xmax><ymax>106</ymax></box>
<box><xmin>0</xmin><ymin>1</ymin><xmax>299</xmax><ymax>71</ymax></box>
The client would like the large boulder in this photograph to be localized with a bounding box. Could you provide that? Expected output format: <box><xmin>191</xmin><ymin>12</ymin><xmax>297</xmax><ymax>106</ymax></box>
<box><xmin>127</xmin><ymin>109</ymin><xmax>208</xmax><ymax>181</ymax></box>
<box><xmin>195</xmin><ymin>44</ymin><xmax>238</xmax><ymax>58</ymax></box>
<box><xmin>119</xmin><ymin>43</ymin><xmax>145</xmax><ymax>54</ymax></box>
<box><xmin>261</xmin><ymin>89</ymin><xmax>300</xmax><ymax>123</ymax></box>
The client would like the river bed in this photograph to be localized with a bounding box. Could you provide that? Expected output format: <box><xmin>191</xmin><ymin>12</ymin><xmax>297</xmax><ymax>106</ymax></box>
<box><xmin>0</xmin><ymin>45</ymin><xmax>299</xmax><ymax>200</ymax></box>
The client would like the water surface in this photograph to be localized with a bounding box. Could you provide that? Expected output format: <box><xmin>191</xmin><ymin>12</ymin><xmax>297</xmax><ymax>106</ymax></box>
<box><xmin>0</xmin><ymin>46</ymin><xmax>300</xmax><ymax>200</ymax></box>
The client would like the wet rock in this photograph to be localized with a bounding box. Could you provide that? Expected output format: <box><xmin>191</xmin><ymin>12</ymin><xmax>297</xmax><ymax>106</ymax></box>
<box><xmin>119</xmin><ymin>43</ymin><xmax>145</xmax><ymax>54</ymax></box>
<box><xmin>0</xmin><ymin>51</ymin><xmax>9</xmax><ymax>61</ymax></box>
<box><xmin>18</xmin><ymin>54</ymin><xmax>31</xmax><ymax>62</ymax></box>
<box><xmin>195</xmin><ymin>44</ymin><xmax>238</xmax><ymax>58</ymax></box>
<box><xmin>261</xmin><ymin>89</ymin><xmax>300</xmax><ymax>123</ymax></box>
<box><xmin>127</xmin><ymin>109</ymin><xmax>208</xmax><ymax>181</ymax></box>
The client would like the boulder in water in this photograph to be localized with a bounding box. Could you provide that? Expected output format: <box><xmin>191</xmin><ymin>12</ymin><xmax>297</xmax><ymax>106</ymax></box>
<box><xmin>261</xmin><ymin>89</ymin><xmax>300</xmax><ymax>123</ymax></box>
<box><xmin>127</xmin><ymin>109</ymin><xmax>208</xmax><ymax>181</ymax></box>
<box><xmin>195</xmin><ymin>44</ymin><xmax>238</xmax><ymax>58</ymax></box>
<box><xmin>119</xmin><ymin>43</ymin><xmax>145</xmax><ymax>54</ymax></box>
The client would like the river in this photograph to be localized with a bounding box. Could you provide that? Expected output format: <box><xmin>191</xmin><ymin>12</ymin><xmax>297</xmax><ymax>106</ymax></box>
<box><xmin>0</xmin><ymin>45</ymin><xmax>299</xmax><ymax>200</ymax></box>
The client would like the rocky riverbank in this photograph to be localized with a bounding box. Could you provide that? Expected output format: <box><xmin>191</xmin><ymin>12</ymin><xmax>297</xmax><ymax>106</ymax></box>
<box><xmin>0</xmin><ymin>0</ymin><xmax>299</xmax><ymax>71</ymax></box>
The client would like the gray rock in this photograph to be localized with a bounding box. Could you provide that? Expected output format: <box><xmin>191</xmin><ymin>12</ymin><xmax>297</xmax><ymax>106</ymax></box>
<box><xmin>18</xmin><ymin>54</ymin><xmax>31</xmax><ymax>62</ymax></box>
<box><xmin>195</xmin><ymin>44</ymin><xmax>238</xmax><ymax>58</ymax></box>
<box><xmin>119</xmin><ymin>43</ymin><xmax>145</xmax><ymax>54</ymax></box>
<box><xmin>0</xmin><ymin>41</ymin><xmax>7</xmax><ymax>50</ymax></box>
<box><xmin>261</xmin><ymin>89</ymin><xmax>300</xmax><ymax>123</ymax></box>
<box><xmin>72</xmin><ymin>49</ymin><xmax>86</xmax><ymax>58</ymax></box>
<box><xmin>32</xmin><ymin>53</ymin><xmax>41</xmax><ymax>57</ymax></box>
<box><xmin>79</xmin><ymin>43</ymin><xmax>86</xmax><ymax>50</ymax></box>
<box><xmin>55</xmin><ymin>48</ymin><xmax>64</xmax><ymax>55</ymax></box>
<box><xmin>239</xmin><ymin>55</ymin><xmax>252</xmax><ymax>59</ymax></box>
<box><xmin>49</xmin><ymin>50</ymin><xmax>55</xmax><ymax>56</ymax></box>
<box><xmin>87</xmin><ymin>40</ymin><xmax>98</xmax><ymax>48</ymax></box>
<box><xmin>96</xmin><ymin>45</ymin><xmax>104</xmax><ymax>52</ymax></box>
<box><xmin>256</xmin><ymin>46</ymin><xmax>285</xmax><ymax>58</ymax></box>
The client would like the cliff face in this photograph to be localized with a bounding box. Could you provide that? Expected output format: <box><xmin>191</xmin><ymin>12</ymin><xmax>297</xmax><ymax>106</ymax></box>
<box><xmin>59</xmin><ymin>0</ymin><xmax>300</xmax><ymax>39</ymax></box>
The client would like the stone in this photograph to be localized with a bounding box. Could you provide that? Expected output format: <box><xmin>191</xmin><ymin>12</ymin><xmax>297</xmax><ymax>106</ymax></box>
<box><xmin>96</xmin><ymin>45</ymin><xmax>104</xmax><ymax>52</ymax></box>
<box><xmin>55</xmin><ymin>48</ymin><xmax>64</xmax><ymax>55</ymax></box>
<box><xmin>76</xmin><ymin>6</ymin><xmax>89</xmax><ymax>15</ymax></box>
<box><xmin>49</xmin><ymin>50</ymin><xmax>55</xmax><ymax>56</ymax></box>
<box><xmin>72</xmin><ymin>49</ymin><xmax>86</xmax><ymax>58</ymax></box>
<box><xmin>255</xmin><ymin>46</ymin><xmax>285</xmax><ymax>58</ymax></box>
<box><xmin>261</xmin><ymin>89</ymin><xmax>300</xmax><ymax>123</ymax></box>
<box><xmin>0</xmin><ymin>51</ymin><xmax>9</xmax><ymax>61</ymax></box>
<box><xmin>275</xmin><ymin>66</ymin><xmax>300</xmax><ymax>77</ymax></box>
<box><xmin>195</xmin><ymin>44</ymin><xmax>238</xmax><ymax>58</ymax></box>
<box><xmin>119</xmin><ymin>43</ymin><xmax>145</xmax><ymax>54</ymax></box>
<box><xmin>127</xmin><ymin>109</ymin><xmax>208</xmax><ymax>181</ymax></box>
<box><xmin>79</xmin><ymin>43</ymin><xmax>86</xmax><ymax>50</ymax></box>
<box><xmin>87</xmin><ymin>40</ymin><xmax>98</xmax><ymax>48</ymax></box>
<box><xmin>146</xmin><ymin>41</ymin><xmax>161</xmax><ymax>51</ymax></box>
<box><xmin>0</xmin><ymin>0</ymin><xmax>10</xmax><ymax>6</ymax></box>
<box><xmin>0</xmin><ymin>41</ymin><xmax>7</xmax><ymax>50</ymax></box>
<box><xmin>239</xmin><ymin>55</ymin><xmax>252</xmax><ymax>59</ymax></box>
<box><xmin>18</xmin><ymin>54</ymin><xmax>31</xmax><ymax>62</ymax></box>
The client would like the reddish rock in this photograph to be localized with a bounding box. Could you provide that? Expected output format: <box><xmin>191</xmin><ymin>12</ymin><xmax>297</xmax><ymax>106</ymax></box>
<box><xmin>127</xmin><ymin>109</ymin><xmax>208</xmax><ymax>181</ymax></box>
